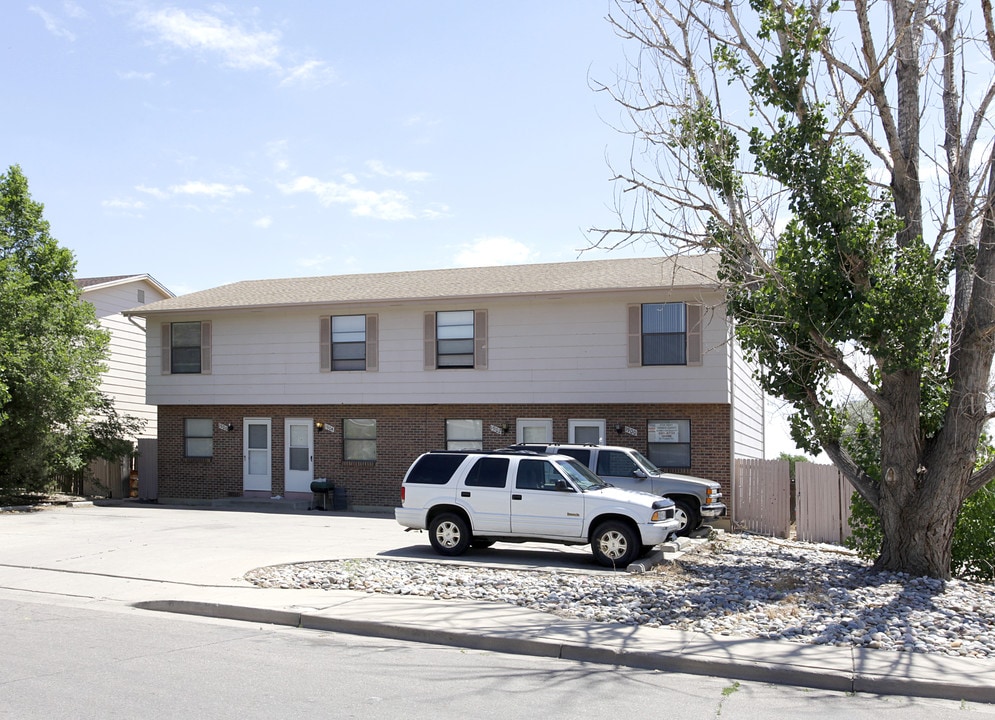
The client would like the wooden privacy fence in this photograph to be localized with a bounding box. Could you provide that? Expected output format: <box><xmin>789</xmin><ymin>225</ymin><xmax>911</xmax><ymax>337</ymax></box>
<box><xmin>795</xmin><ymin>462</ymin><xmax>853</xmax><ymax>544</ymax></box>
<box><xmin>733</xmin><ymin>458</ymin><xmax>791</xmax><ymax>538</ymax></box>
<box><xmin>733</xmin><ymin>458</ymin><xmax>854</xmax><ymax>545</ymax></box>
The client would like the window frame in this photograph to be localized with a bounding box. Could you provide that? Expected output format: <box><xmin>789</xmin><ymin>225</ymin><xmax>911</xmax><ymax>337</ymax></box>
<box><xmin>184</xmin><ymin>418</ymin><xmax>214</xmax><ymax>458</ymax></box>
<box><xmin>445</xmin><ymin>419</ymin><xmax>483</xmax><ymax>450</ymax></box>
<box><xmin>162</xmin><ymin>321</ymin><xmax>211</xmax><ymax>375</ymax></box>
<box><xmin>627</xmin><ymin>303</ymin><xmax>702</xmax><ymax>368</ymax></box>
<box><xmin>641</xmin><ymin>302</ymin><xmax>687</xmax><ymax>366</ymax></box>
<box><xmin>331</xmin><ymin>314</ymin><xmax>367</xmax><ymax>371</ymax></box>
<box><xmin>343</xmin><ymin>418</ymin><xmax>377</xmax><ymax>461</ymax></box>
<box><xmin>647</xmin><ymin>419</ymin><xmax>692</xmax><ymax>469</ymax></box>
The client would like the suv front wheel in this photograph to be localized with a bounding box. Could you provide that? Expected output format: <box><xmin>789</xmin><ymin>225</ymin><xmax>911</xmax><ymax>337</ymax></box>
<box><xmin>591</xmin><ymin>521</ymin><xmax>639</xmax><ymax>567</ymax></box>
<box><xmin>428</xmin><ymin>512</ymin><xmax>472</xmax><ymax>556</ymax></box>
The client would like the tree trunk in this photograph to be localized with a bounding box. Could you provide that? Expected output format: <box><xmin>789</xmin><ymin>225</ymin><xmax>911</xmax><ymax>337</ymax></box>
<box><xmin>875</xmin><ymin>472</ymin><xmax>961</xmax><ymax>579</ymax></box>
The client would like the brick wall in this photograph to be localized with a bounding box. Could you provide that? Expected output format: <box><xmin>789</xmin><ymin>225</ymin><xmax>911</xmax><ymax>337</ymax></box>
<box><xmin>157</xmin><ymin>403</ymin><xmax>732</xmax><ymax>507</ymax></box>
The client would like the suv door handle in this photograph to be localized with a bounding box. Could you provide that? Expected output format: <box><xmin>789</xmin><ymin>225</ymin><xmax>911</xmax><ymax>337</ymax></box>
<box><xmin>512</xmin><ymin>494</ymin><xmax>522</xmax><ymax>500</ymax></box>
<box><xmin>460</xmin><ymin>491</ymin><xmax>471</xmax><ymax>497</ymax></box>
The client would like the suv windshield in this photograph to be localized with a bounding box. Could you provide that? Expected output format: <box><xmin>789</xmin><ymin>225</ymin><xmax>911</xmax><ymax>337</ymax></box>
<box><xmin>554</xmin><ymin>458</ymin><xmax>609</xmax><ymax>491</ymax></box>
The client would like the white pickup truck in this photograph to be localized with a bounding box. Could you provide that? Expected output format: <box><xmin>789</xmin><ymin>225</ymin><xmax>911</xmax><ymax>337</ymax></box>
<box><xmin>395</xmin><ymin>448</ymin><xmax>680</xmax><ymax>567</ymax></box>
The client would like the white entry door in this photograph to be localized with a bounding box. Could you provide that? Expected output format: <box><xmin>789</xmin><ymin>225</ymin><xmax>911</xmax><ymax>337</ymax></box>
<box><xmin>243</xmin><ymin>418</ymin><xmax>272</xmax><ymax>493</ymax></box>
<box><xmin>516</xmin><ymin>418</ymin><xmax>553</xmax><ymax>444</ymax></box>
<box><xmin>284</xmin><ymin>418</ymin><xmax>314</xmax><ymax>494</ymax></box>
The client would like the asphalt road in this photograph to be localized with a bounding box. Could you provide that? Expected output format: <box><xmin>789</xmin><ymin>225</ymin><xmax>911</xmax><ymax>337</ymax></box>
<box><xmin>2</xmin><ymin>596</ymin><xmax>991</xmax><ymax>720</ymax></box>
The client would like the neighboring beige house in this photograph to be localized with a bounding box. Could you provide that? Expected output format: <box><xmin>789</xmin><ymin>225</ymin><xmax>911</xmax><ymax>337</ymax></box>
<box><xmin>124</xmin><ymin>254</ymin><xmax>765</xmax><ymax>509</ymax></box>
<box><xmin>78</xmin><ymin>274</ymin><xmax>174</xmax><ymax>496</ymax></box>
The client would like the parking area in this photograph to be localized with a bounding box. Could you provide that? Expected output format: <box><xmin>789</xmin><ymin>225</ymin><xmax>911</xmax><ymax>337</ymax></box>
<box><xmin>0</xmin><ymin>502</ymin><xmax>611</xmax><ymax>600</ymax></box>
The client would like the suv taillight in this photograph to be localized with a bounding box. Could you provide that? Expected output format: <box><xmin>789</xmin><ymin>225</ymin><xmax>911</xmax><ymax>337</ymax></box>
<box><xmin>400</xmin><ymin>486</ymin><xmax>405</xmax><ymax>504</ymax></box>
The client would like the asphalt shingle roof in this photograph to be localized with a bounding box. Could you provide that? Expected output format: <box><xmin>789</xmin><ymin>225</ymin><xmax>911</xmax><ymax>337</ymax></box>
<box><xmin>125</xmin><ymin>254</ymin><xmax>720</xmax><ymax>316</ymax></box>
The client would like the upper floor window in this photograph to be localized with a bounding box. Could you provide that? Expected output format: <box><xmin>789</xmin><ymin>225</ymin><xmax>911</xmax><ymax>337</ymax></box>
<box><xmin>436</xmin><ymin>310</ymin><xmax>474</xmax><ymax>367</ymax></box>
<box><xmin>628</xmin><ymin>303</ymin><xmax>702</xmax><ymax>367</ymax></box>
<box><xmin>320</xmin><ymin>315</ymin><xmax>378</xmax><ymax>372</ymax></box>
<box><xmin>162</xmin><ymin>321</ymin><xmax>211</xmax><ymax>375</ymax></box>
<box><xmin>642</xmin><ymin>303</ymin><xmax>686</xmax><ymax>365</ymax></box>
<box><xmin>424</xmin><ymin>310</ymin><xmax>487</xmax><ymax>370</ymax></box>
<box><xmin>332</xmin><ymin>315</ymin><xmax>366</xmax><ymax>370</ymax></box>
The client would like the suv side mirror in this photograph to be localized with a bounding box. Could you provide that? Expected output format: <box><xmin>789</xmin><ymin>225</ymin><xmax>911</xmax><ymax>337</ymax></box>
<box><xmin>555</xmin><ymin>479</ymin><xmax>573</xmax><ymax>492</ymax></box>
<box><xmin>633</xmin><ymin>469</ymin><xmax>648</xmax><ymax>480</ymax></box>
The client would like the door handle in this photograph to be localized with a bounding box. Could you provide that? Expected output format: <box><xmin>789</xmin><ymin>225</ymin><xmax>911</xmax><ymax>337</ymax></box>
<box><xmin>512</xmin><ymin>494</ymin><xmax>522</xmax><ymax>500</ymax></box>
<box><xmin>460</xmin><ymin>491</ymin><xmax>471</xmax><ymax>497</ymax></box>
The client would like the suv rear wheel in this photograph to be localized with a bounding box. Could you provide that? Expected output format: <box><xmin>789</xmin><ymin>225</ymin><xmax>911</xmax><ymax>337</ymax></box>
<box><xmin>428</xmin><ymin>513</ymin><xmax>472</xmax><ymax>556</ymax></box>
<box><xmin>591</xmin><ymin>521</ymin><xmax>639</xmax><ymax>567</ymax></box>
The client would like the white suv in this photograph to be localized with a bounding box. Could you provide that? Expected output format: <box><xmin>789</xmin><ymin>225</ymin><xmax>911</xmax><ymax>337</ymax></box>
<box><xmin>395</xmin><ymin>449</ymin><xmax>679</xmax><ymax>567</ymax></box>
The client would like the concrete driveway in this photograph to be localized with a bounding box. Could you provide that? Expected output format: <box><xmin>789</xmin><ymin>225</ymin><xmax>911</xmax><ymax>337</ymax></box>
<box><xmin>0</xmin><ymin>501</ymin><xmax>604</xmax><ymax>598</ymax></box>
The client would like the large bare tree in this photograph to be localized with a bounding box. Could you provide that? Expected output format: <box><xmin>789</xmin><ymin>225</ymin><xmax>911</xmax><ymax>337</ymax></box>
<box><xmin>592</xmin><ymin>0</ymin><xmax>995</xmax><ymax>578</ymax></box>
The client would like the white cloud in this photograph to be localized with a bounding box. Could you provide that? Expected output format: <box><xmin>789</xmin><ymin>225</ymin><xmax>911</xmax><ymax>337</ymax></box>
<box><xmin>135</xmin><ymin>184</ymin><xmax>169</xmax><ymax>200</ymax></box>
<box><xmin>279</xmin><ymin>175</ymin><xmax>415</xmax><ymax>221</ymax></box>
<box><xmin>253</xmin><ymin>216</ymin><xmax>272</xmax><ymax>228</ymax></box>
<box><xmin>453</xmin><ymin>237</ymin><xmax>538</xmax><ymax>267</ymax></box>
<box><xmin>134</xmin><ymin>7</ymin><xmax>334</xmax><ymax>85</ymax></box>
<box><xmin>136</xmin><ymin>7</ymin><xmax>281</xmax><ymax>70</ymax></box>
<box><xmin>280</xmin><ymin>60</ymin><xmax>336</xmax><ymax>87</ymax></box>
<box><xmin>29</xmin><ymin>6</ymin><xmax>76</xmax><ymax>41</ymax></box>
<box><xmin>102</xmin><ymin>198</ymin><xmax>146</xmax><ymax>210</ymax></box>
<box><xmin>366</xmin><ymin>160</ymin><xmax>430</xmax><ymax>183</ymax></box>
<box><xmin>135</xmin><ymin>181</ymin><xmax>250</xmax><ymax>200</ymax></box>
<box><xmin>63</xmin><ymin>1</ymin><xmax>86</xmax><ymax>19</ymax></box>
<box><xmin>170</xmin><ymin>181</ymin><xmax>251</xmax><ymax>198</ymax></box>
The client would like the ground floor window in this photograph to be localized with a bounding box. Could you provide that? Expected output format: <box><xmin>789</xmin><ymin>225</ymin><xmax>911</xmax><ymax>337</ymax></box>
<box><xmin>343</xmin><ymin>419</ymin><xmax>377</xmax><ymax>461</ymax></box>
<box><xmin>446</xmin><ymin>419</ymin><xmax>483</xmax><ymax>450</ymax></box>
<box><xmin>647</xmin><ymin>419</ymin><xmax>691</xmax><ymax>468</ymax></box>
<box><xmin>184</xmin><ymin>418</ymin><xmax>213</xmax><ymax>457</ymax></box>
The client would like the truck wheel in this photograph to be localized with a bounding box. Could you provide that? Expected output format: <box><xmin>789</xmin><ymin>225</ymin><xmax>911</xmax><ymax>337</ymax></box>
<box><xmin>673</xmin><ymin>500</ymin><xmax>701</xmax><ymax>537</ymax></box>
<box><xmin>591</xmin><ymin>521</ymin><xmax>639</xmax><ymax>567</ymax></box>
<box><xmin>428</xmin><ymin>513</ymin><xmax>472</xmax><ymax>556</ymax></box>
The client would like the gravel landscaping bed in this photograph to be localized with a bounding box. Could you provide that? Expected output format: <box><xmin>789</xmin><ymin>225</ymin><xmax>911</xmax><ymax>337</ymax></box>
<box><xmin>245</xmin><ymin>531</ymin><xmax>995</xmax><ymax>658</ymax></box>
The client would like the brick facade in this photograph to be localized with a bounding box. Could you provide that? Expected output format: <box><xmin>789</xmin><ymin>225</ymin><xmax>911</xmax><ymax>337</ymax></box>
<box><xmin>158</xmin><ymin>403</ymin><xmax>732</xmax><ymax>508</ymax></box>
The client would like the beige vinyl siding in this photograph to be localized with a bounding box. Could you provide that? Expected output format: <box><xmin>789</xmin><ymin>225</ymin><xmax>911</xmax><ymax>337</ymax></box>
<box><xmin>83</xmin><ymin>280</ymin><xmax>170</xmax><ymax>438</ymax></box>
<box><xmin>144</xmin><ymin>290</ymin><xmax>732</xmax><ymax>407</ymax></box>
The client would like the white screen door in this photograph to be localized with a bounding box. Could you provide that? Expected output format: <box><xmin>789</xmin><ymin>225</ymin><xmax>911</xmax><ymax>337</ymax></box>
<box><xmin>569</xmin><ymin>419</ymin><xmax>605</xmax><ymax>444</ymax></box>
<box><xmin>243</xmin><ymin>418</ymin><xmax>272</xmax><ymax>492</ymax></box>
<box><xmin>284</xmin><ymin>418</ymin><xmax>314</xmax><ymax>493</ymax></box>
<box><xmin>516</xmin><ymin>418</ymin><xmax>552</xmax><ymax>444</ymax></box>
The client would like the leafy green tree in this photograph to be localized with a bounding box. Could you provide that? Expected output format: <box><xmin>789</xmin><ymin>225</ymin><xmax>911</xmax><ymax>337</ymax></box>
<box><xmin>594</xmin><ymin>1</ymin><xmax>995</xmax><ymax>578</ymax></box>
<box><xmin>0</xmin><ymin>165</ymin><xmax>119</xmax><ymax>490</ymax></box>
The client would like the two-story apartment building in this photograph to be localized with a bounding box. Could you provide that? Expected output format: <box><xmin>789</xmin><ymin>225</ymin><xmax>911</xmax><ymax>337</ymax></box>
<box><xmin>78</xmin><ymin>274</ymin><xmax>174</xmax><ymax>496</ymax></box>
<box><xmin>124</xmin><ymin>254</ymin><xmax>764</xmax><ymax>509</ymax></box>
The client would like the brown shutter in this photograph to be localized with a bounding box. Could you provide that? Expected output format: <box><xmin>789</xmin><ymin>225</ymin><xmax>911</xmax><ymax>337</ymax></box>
<box><xmin>424</xmin><ymin>312</ymin><xmax>436</xmax><ymax>370</ymax></box>
<box><xmin>474</xmin><ymin>309</ymin><xmax>487</xmax><ymax>370</ymax></box>
<box><xmin>366</xmin><ymin>314</ymin><xmax>379</xmax><ymax>372</ymax></box>
<box><xmin>627</xmin><ymin>304</ymin><xmax>641</xmax><ymax>367</ymax></box>
<box><xmin>686</xmin><ymin>303</ymin><xmax>703</xmax><ymax>366</ymax></box>
<box><xmin>200</xmin><ymin>321</ymin><xmax>212</xmax><ymax>375</ymax></box>
<box><xmin>319</xmin><ymin>316</ymin><xmax>331</xmax><ymax>372</ymax></box>
<box><xmin>161</xmin><ymin>322</ymin><xmax>171</xmax><ymax>375</ymax></box>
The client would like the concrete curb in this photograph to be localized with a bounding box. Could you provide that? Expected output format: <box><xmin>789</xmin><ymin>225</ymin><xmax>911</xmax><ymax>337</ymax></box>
<box><xmin>134</xmin><ymin>600</ymin><xmax>995</xmax><ymax>704</ymax></box>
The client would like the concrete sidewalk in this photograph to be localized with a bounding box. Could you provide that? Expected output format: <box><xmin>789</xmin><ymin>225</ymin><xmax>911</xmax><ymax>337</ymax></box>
<box><xmin>2</xmin><ymin>501</ymin><xmax>993</xmax><ymax>704</ymax></box>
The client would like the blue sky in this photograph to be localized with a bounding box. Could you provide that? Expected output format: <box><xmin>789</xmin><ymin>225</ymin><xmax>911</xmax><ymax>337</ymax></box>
<box><xmin>4</xmin><ymin>1</ymin><xmax>651</xmax><ymax>296</ymax></box>
<box><xmin>5</xmin><ymin>1</ymin><xmax>805</xmax><ymax>458</ymax></box>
